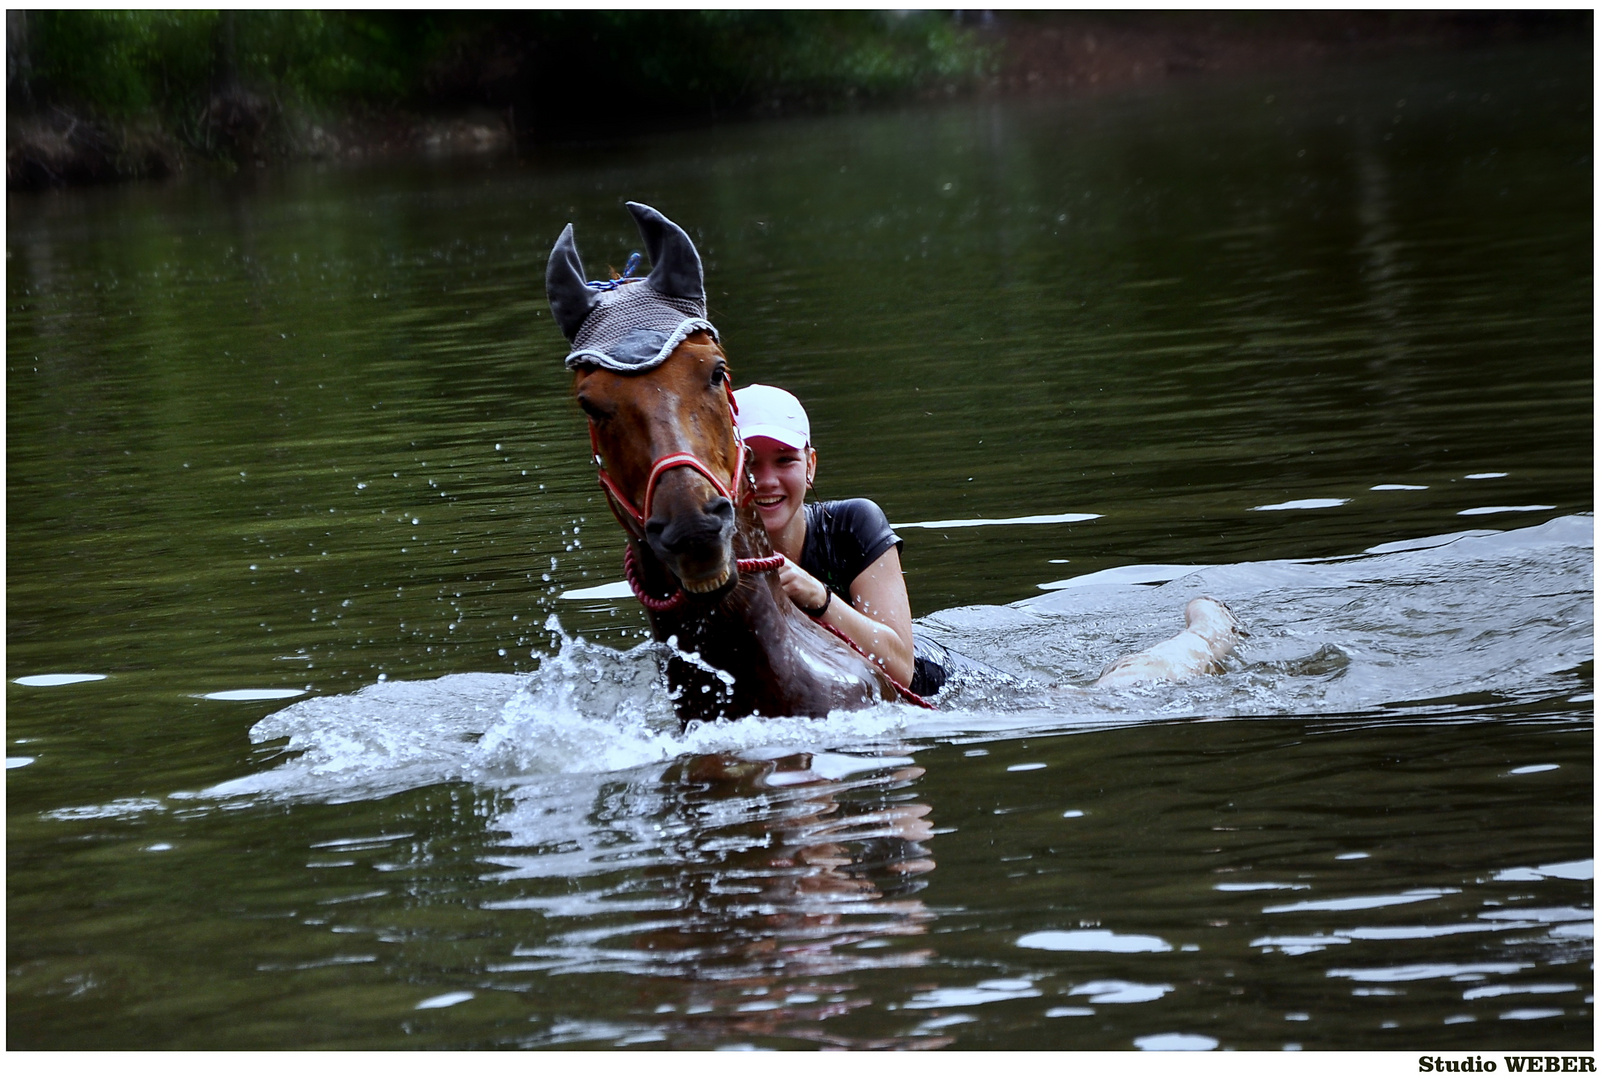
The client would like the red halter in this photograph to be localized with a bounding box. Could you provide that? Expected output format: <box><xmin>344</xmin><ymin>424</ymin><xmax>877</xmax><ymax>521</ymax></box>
<box><xmin>590</xmin><ymin>379</ymin><xmax>749</xmax><ymax>536</ymax></box>
<box><xmin>589</xmin><ymin>381</ymin><xmax>932</xmax><ymax>710</ymax></box>
<box><xmin>593</xmin><ymin>379</ymin><xmax>785</xmax><ymax>611</ymax></box>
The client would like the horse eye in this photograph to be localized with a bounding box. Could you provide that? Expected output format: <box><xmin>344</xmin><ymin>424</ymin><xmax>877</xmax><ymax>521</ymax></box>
<box><xmin>577</xmin><ymin>397</ymin><xmax>606</xmax><ymax>420</ymax></box>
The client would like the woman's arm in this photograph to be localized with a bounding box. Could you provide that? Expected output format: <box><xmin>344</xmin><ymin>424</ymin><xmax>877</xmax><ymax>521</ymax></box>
<box><xmin>775</xmin><ymin>547</ymin><xmax>915</xmax><ymax>687</ymax></box>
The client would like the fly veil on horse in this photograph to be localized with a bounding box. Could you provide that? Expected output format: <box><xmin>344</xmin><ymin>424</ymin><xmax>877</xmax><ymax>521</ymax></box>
<box><xmin>546</xmin><ymin>202</ymin><xmax>926</xmax><ymax>722</ymax></box>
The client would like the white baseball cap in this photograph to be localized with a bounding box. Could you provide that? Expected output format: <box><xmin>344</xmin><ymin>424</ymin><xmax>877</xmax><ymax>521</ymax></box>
<box><xmin>734</xmin><ymin>384</ymin><xmax>811</xmax><ymax>449</ymax></box>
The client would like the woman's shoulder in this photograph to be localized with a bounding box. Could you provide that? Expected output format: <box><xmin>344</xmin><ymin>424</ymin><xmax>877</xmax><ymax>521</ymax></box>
<box><xmin>801</xmin><ymin>498</ymin><xmax>903</xmax><ymax>594</ymax></box>
<box><xmin>809</xmin><ymin>497</ymin><xmax>892</xmax><ymax>528</ymax></box>
<box><xmin>807</xmin><ymin>498</ymin><xmax>901</xmax><ymax>560</ymax></box>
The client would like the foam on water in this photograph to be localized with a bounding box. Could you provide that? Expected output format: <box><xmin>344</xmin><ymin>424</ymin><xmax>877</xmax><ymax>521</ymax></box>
<box><xmin>181</xmin><ymin>515</ymin><xmax>1590</xmax><ymax>811</ymax></box>
<box><xmin>194</xmin><ymin>622</ymin><xmax>918</xmax><ymax>807</ymax></box>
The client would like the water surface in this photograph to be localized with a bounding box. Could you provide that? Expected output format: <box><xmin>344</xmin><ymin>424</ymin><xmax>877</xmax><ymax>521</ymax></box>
<box><xmin>7</xmin><ymin>41</ymin><xmax>1591</xmax><ymax>1049</ymax></box>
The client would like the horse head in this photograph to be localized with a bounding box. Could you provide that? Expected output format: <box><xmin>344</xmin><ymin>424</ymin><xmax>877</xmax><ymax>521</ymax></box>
<box><xmin>547</xmin><ymin>202</ymin><xmax>753</xmax><ymax>599</ymax></box>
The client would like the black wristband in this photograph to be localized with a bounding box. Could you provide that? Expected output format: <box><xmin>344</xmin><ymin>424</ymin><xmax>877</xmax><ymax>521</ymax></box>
<box><xmin>800</xmin><ymin>591</ymin><xmax>831</xmax><ymax>619</ymax></box>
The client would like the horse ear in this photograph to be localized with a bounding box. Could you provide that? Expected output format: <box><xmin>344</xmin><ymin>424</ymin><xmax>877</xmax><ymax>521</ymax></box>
<box><xmin>546</xmin><ymin>223</ymin><xmax>601</xmax><ymax>341</ymax></box>
<box><xmin>626</xmin><ymin>201</ymin><xmax>704</xmax><ymax>302</ymax></box>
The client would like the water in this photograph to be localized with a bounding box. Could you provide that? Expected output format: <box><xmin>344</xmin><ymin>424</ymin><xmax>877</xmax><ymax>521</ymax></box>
<box><xmin>7</xmin><ymin>41</ymin><xmax>1591</xmax><ymax>1049</ymax></box>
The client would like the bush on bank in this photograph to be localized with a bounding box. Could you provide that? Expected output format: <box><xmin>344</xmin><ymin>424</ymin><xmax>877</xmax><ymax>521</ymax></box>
<box><xmin>6</xmin><ymin>10</ymin><xmax>993</xmax><ymax>186</ymax></box>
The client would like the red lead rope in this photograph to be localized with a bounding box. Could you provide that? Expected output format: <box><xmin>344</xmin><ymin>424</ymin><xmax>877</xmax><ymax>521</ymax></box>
<box><xmin>810</xmin><ymin>616</ymin><xmax>937</xmax><ymax>710</ymax></box>
<box><xmin>623</xmin><ymin>544</ymin><xmax>934</xmax><ymax>709</ymax></box>
<box><xmin>622</xmin><ymin>544</ymin><xmax>783</xmax><ymax>612</ymax></box>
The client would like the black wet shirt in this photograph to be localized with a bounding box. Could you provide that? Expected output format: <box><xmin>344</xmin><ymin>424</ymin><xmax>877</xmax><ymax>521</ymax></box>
<box><xmin>798</xmin><ymin>499</ymin><xmax>903</xmax><ymax>600</ymax></box>
<box><xmin>799</xmin><ymin>498</ymin><xmax>958</xmax><ymax>698</ymax></box>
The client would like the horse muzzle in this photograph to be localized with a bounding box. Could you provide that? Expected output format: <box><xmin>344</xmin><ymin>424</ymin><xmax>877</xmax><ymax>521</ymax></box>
<box><xmin>644</xmin><ymin>487</ymin><xmax>737</xmax><ymax>595</ymax></box>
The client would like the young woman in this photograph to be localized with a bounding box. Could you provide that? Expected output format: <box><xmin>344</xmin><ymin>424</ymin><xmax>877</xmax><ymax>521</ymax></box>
<box><xmin>735</xmin><ymin>383</ymin><xmax>956</xmax><ymax>698</ymax></box>
<box><xmin>733</xmin><ymin>384</ymin><xmax>1243</xmax><ymax>699</ymax></box>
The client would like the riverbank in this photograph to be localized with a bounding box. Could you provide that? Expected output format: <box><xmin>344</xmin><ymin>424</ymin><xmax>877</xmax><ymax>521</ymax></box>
<box><xmin>984</xmin><ymin>10</ymin><xmax>1577</xmax><ymax>96</ymax></box>
<box><xmin>7</xmin><ymin>10</ymin><xmax>1586</xmax><ymax>191</ymax></box>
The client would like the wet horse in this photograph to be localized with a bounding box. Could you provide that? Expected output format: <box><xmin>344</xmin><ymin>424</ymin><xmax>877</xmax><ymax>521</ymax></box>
<box><xmin>547</xmin><ymin>202</ymin><xmax>913</xmax><ymax>722</ymax></box>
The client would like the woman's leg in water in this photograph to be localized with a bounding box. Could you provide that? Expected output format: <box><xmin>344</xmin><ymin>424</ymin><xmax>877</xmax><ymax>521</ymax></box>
<box><xmin>911</xmin><ymin>597</ymin><xmax>1243</xmax><ymax>698</ymax></box>
<box><xmin>1092</xmin><ymin>597</ymin><xmax>1244</xmax><ymax>688</ymax></box>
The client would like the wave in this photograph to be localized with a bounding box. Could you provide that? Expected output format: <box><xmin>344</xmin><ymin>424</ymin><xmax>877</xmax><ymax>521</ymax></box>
<box><xmin>160</xmin><ymin>514</ymin><xmax>1589</xmax><ymax>810</ymax></box>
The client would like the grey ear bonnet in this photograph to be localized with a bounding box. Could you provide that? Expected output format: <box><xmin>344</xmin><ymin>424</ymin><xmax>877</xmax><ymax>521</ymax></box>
<box><xmin>546</xmin><ymin>202</ymin><xmax>719</xmax><ymax>372</ymax></box>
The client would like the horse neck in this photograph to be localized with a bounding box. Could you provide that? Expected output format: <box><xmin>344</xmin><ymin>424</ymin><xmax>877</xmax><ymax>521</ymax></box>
<box><xmin>634</xmin><ymin>502</ymin><xmax>888</xmax><ymax>720</ymax></box>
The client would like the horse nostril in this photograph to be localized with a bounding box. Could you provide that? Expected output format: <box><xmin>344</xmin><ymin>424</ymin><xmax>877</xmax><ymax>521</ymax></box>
<box><xmin>646</xmin><ymin>497</ymin><xmax>735</xmax><ymax>561</ymax></box>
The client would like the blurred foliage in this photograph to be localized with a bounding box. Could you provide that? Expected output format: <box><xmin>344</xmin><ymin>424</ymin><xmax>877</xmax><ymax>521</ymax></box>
<box><xmin>561</xmin><ymin>10</ymin><xmax>989</xmax><ymax>105</ymax></box>
<box><xmin>27</xmin><ymin>11</ymin><xmax>216</xmax><ymax>118</ymax></box>
<box><xmin>26</xmin><ymin>11</ymin><xmax>434</xmax><ymax>114</ymax></box>
<box><xmin>18</xmin><ymin>10</ymin><xmax>991</xmax><ymax>133</ymax></box>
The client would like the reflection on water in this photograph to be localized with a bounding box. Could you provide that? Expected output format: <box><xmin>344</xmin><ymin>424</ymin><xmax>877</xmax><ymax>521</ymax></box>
<box><xmin>15</xmin><ymin>513</ymin><xmax>1578</xmax><ymax>1048</ymax></box>
<box><xmin>7</xmin><ymin>40</ymin><xmax>1591</xmax><ymax>1049</ymax></box>
<box><xmin>485</xmin><ymin>754</ymin><xmax>944</xmax><ymax>1048</ymax></box>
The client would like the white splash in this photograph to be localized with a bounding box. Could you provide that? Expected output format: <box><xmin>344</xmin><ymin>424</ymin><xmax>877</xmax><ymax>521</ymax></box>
<box><xmin>169</xmin><ymin>515</ymin><xmax>1590</xmax><ymax>813</ymax></box>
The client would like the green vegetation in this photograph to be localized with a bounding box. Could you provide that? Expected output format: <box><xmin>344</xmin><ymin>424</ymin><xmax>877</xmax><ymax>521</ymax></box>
<box><xmin>23</xmin><ymin>11</ymin><xmax>428</xmax><ymax>117</ymax></box>
<box><xmin>9</xmin><ymin>10</ymin><xmax>993</xmax><ymax>178</ymax></box>
<box><xmin>14</xmin><ymin>10</ymin><xmax>1577</xmax><ymax>189</ymax></box>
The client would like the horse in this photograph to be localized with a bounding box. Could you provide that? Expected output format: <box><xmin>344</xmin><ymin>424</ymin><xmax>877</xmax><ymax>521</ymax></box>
<box><xmin>546</xmin><ymin>202</ymin><xmax>914</xmax><ymax>722</ymax></box>
<box><xmin>545</xmin><ymin>203</ymin><xmax>1244</xmax><ymax>723</ymax></box>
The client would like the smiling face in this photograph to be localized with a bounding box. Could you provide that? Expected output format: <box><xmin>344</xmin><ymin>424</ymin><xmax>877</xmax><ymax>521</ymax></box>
<box><xmin>745</xmin><ymin>435</ymin><xmax>816</xmax><ymax>551</ymax></box>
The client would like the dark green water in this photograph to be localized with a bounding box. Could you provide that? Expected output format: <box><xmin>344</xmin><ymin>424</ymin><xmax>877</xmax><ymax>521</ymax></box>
<box><xmin>8</xmin><ymin>42</ymin><xmax>1591</xmax><ymax>1050</ymax></box>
